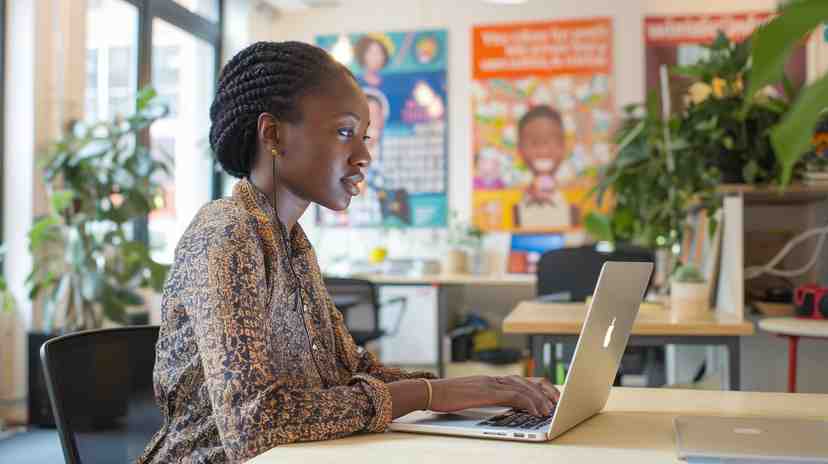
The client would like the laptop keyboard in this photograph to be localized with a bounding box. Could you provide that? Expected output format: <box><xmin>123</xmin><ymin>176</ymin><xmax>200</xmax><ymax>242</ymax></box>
<box><xmin>478</xmin><ymin>408</ymin><xmax>555</xmax><ymax>430</ymax></box>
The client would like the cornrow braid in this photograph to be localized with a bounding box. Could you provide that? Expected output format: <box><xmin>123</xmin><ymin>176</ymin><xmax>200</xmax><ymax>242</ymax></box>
<box><xmin>209</xmin><ymin>41</ymin><xmax>349</xmax><ymax>178</ymax></box>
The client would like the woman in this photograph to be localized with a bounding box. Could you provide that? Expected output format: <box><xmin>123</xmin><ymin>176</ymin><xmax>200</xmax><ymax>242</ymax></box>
<box><xmin>138</xmin><ymin>41</ymin><xmax>559</xmax><ymax>464</ymax></box>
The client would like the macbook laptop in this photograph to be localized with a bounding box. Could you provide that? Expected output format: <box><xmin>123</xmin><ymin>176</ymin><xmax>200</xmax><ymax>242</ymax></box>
<box><xmin>675</xmin><ymin>416</ymin><xmax>828</xmax><ymax>463</ymax></box>
<box><xmin>389</xmin><ymin>261</ymin><xmax>654</xmax><ymax>442</ymax></box>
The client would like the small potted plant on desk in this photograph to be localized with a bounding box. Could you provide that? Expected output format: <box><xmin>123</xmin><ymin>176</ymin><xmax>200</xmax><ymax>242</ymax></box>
<box><xmin>24</xmin><ymin>88</ymin><xmax>170</xmax><ymax>426</ymax></box>
<box><xmin>446</xmin><ymin>211</ymin><xmax>486</xmax><ymax>275</ymax></box>
<box><xmin>670</xmin><ymin>264</ymin><xmax>710</xmax><ymax>320</ymax></box>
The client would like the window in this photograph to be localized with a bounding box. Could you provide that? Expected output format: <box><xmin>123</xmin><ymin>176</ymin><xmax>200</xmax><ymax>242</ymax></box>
<box><xmin>85</xmin><ymin>0</ymin><xmax>139</xmax><ymax>122</ymax></box>
<box><xmin>171</xmin><ymin>0</ymin><xmax>219</xmax><ymax>22</ymax></box>
<box><xmin>83</xmin><ymin>0</ymin><xmax>222</xmax><ymax>265</ymax></box>
<box><xmin>149</xmin><ymin>18</ymin><xmax>216</xmax><ymax>263</ymax></box>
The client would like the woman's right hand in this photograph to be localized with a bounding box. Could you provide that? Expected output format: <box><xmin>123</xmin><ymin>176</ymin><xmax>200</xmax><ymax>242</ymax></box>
<box><xmin>429</xmin><ymin>376</ymin><xmax>559</xmax><ymax>417</ymax></box>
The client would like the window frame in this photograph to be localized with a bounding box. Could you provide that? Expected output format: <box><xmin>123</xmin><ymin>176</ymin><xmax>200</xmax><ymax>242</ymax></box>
<box><xmin>117</xmin><ymin>0</ymin><xmax>223</xmax><ymax>242</ymax></box>
<box><xmin>0</xmin><ymin>0</ymin><xmax>6</xmax><ymax>249</ymax></box>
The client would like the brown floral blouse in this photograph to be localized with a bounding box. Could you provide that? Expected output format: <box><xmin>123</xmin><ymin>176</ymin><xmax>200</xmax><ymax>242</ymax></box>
<box><xmin>138</xmin><ymin>179</ymin><xmax>434</xmax><ymax>463</ymax></box>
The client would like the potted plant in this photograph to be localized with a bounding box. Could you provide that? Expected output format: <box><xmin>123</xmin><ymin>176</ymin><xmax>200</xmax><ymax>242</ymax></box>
<box><xmin>670</xmin><ymin>264</ymin><xmax>709</xmax><ymax>319</ymax></box>
<box><xmin>446</xmin><ymin>211</ymin><xmax>486</xmax><ymax>275</ymax></box>
<box><xmin>674</xmin><ymin>32</ymin><xmax>791</xmax><ymax>185</ymax></box>
<box><xmin>24</xmin><ymin>88</ymin><xmax>171</xmax><ymax>425</ymax></box>
<box><xmin>585</xmin><ymin>93</ymin><xmax>722</xmax><ymax>268</ymax></box>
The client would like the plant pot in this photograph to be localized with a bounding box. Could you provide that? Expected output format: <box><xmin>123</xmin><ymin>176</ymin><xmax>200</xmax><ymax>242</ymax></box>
<box><xmin>670</xmin><ymin>281</ymin><xmax>710</xmax><ymax>319</ymax></box>
<box><xmin>444</xmin><ymin>249</ymin><xmax>469</xmax><ymax>274</ymax></box>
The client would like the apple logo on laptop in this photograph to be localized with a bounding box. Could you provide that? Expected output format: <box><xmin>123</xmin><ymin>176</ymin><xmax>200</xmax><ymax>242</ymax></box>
<box><xmin>603</xmin><ymin>317</ymin><xmax>616</xmax><ymax>349</ymax></box>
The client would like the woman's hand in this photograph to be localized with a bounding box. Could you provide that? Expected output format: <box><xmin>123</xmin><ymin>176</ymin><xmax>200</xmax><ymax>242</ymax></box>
<box><xmin>429</xmin><ymin>376</ymin><xmax>560</xmax><ymax>417</ymax></box>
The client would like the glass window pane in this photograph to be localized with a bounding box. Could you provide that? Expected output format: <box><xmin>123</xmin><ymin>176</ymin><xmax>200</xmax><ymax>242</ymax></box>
<box><xmin>172</xmin><ymin>0</ymin><xmax>220</xmax><ymax>22</ymax></box>
<box><xmin>85</xmin><ymin>0</ymin><xmax>138</xmax><ymax>122</ymax></box>
<box><xmin>149</xmin><ymin>19</ymin><xmax>216</xmax><ymax>265</ymax></box>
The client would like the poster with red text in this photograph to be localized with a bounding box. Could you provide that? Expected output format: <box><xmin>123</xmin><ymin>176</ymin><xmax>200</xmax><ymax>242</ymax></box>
<box><xmin>472</xmin><ymin>18</ymin><xmax>614</xmax><ymax>232</ymax></box>
<box><xmin>645</xmin><ymin>12</ymin><xmax>807</xmax><ymax>111</ymax></box>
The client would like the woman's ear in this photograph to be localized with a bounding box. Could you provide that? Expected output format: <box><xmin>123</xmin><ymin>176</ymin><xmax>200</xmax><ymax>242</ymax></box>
<box><xmin>257</xmin><ymin>112</ymin><xmax>281</xmax><ymax>151</ymax></box>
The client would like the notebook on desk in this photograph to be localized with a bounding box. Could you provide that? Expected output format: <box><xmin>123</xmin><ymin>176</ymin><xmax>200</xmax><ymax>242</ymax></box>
<box><xmin>389</xmin><ymin>261</ymin><xmax>653</xmax><ymax>442</ymax></box>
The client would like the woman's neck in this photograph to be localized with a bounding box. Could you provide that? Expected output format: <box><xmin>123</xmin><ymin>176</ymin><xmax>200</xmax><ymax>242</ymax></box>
<box><xmin>248</xmin><ymin>174</ymin><xmax>309</xmax><ymax>234</ymax></box>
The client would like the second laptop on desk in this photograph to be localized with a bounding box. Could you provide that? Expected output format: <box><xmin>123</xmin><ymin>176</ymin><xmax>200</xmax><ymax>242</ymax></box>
<box><xmin>389</xmin><ymin>261</ymin><xmax>653</xmax><ymax>442</ymax></box>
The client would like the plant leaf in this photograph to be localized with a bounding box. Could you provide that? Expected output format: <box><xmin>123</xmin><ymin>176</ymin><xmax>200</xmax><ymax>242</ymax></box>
<box><xmin>584</xmin><ymin>212</ymin><xmax>614</xmax><ymax>243</ymax></box>
<box><xmin>745</xmin><ymin>0</ymin><xmax>828</xmax><ymax>99</ymax></box>
<box><xmin>771</xmin><ymin>74</ymin><xmax>828</xmax><ymax>185</ymax></box>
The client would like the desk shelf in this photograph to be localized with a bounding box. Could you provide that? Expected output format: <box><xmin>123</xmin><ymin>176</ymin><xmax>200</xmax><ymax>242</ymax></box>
<box><xmin>718</xmin><ymin>183</ymin><xmax>828</xmax><ymax>205</ymax></box>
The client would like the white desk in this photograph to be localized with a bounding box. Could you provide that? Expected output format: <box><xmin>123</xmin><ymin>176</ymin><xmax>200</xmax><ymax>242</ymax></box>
<box><xmin>346</xmin><ymin>273</ymin><xmax>536</xmax><ymax>376</ymax></box>
<box><xmin>249</xmin><ymin>387</ymin><xmax>828</xmax><ymax>463</ymax></box>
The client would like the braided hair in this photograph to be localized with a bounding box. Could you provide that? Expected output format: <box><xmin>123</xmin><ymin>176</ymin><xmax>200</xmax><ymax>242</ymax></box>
<box><xmin>209</xmin><ymin>41</ymin><xmax>350</xmax><ymax>178</ymax></box>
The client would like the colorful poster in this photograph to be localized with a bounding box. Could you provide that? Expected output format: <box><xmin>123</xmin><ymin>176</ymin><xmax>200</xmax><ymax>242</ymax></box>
<box><xmin>472</xmin><ymin>18</ymin><xmax>614</xmax><ymax>232</ymax></box>
<box><xmin>644</xmin><ymin>12</ymin><xmax>807</xmax><ymax>110</ymax></box>
<box><xmin>316</xmin><ymin>30</ymin><xmax>448</xmax><ymax>228</ymax></box>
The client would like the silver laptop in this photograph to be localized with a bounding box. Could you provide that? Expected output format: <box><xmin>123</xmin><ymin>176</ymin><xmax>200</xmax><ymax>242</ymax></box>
<box><xmin>675</xmin><ymin>416</ymin><xmax>828</xmax><ymax>463</ymax></box>
<box><xmin>390</xmin><ymin>261</ymin><xmax>653</xmax><ymax>442</ymax></box>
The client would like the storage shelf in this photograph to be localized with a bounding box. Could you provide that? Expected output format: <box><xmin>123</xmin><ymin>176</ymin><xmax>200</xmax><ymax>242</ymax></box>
<box><xmin>718</xmin><ymin>183</ymin><xmax>828</xmax><ymax>205</ymax></box>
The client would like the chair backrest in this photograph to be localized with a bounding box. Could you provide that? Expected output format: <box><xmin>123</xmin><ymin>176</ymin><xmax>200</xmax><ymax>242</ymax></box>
<box><xmin>537</xmin><ymin>245</ymin><xmax>654</xmax><ymax>300</ymax></box>
<box><xmin>323</xmin><ymin>277</ymin><xmax>383</xmax><ymax>345</ymax></box>
<box><xmin>40</xmin><ymin>326</ymin><xmax>161</xmax><ymax>464</ymax></box>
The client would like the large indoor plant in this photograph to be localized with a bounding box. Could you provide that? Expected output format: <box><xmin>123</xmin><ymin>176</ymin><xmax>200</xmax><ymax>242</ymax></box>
<box><xmin>586</xmin><ymin>30</ymin><xmax>797</xmax><ymax>260</ymax></box>
<box><xmin>25</xmin><ymin>88</ymin><xmax>171</xmax><ymax>426</ymax></box>
<box><xmin>674</xmin><ymin>32</ymin><xmax>791</xmax><ymax>184</ymax></box>
<box><xmin>585</xmin><ymin>93</ymin><xmax>721</xmax><ymax>255</ymax></box>
<box><xmin>747</xmin><ymin>0</ymin><xmax>828</xmax><ymax>186</ymax></box>
<box><xmin>26</xmin><ymin>87</ymin><xmax>170</xmax><ymax>332</ymax></box>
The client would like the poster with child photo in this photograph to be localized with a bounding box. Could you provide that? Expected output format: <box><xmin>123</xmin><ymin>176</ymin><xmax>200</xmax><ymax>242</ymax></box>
<box><xmin>472</xmin><ymin>18</ymin><xmax>615</xmax><ymax>232</ymax></box>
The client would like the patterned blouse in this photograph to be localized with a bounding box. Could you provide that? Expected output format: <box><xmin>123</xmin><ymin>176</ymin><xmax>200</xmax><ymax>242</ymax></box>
<box><xmin>138</xmin><ymin>179</ymin><xmax>434</xmax><ymax>463</ymax></box>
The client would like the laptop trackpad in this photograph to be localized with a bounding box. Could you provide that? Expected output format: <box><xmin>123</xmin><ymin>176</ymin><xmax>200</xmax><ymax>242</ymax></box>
<box><xmin>393</xmin><ymin>407</ymin><xmax>511</xmax><ymax>427</ymax></box>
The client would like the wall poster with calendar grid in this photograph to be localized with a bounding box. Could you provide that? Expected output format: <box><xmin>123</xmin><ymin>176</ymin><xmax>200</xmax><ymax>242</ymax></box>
<box><xmin>316</xmin><ymin>29</ymin><xmax>448</xmax><ymax>228</ymax></box>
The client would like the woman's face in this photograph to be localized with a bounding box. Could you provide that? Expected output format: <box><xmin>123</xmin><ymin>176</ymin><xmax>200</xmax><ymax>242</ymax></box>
<box><xmin>278</xmin><ymin>71</ymin><xmax>372</xmax><ymax>211</ymax></box>
<box><xmin>363</xmin><ymin>41</ymin><xmax>386</xmax><ymax>72</ymax></box>
<box><xmin>517</xmin><ymin>116</ymin><xmax>565</xmax><ymax>175</ymax></box>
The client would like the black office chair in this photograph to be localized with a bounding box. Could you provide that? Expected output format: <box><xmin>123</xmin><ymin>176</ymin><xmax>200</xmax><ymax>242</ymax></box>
<box><xmin>324</xmin><ymin>277</ymin><xmax>407</xmax><ymax>346</ymax></box>
<box><xmin>536</xmin><ymin>244</ymin><xmax>662</xmax><ymax>387</ymax></box>
<box><xmin>40</xmin><ymin>326</ymin><xmax>161</xmax><ymax>464</ymax></box>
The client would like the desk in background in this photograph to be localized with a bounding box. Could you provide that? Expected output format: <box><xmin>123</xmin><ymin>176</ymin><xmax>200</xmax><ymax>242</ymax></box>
<box><xmin>350</xmin><ymin>273</ymin><xmax>535</xmax><ymax>377</ymax></box>
<box><xmin>249</xmin><ymin>387</ymin><xmax>828</xmax><ymax>464</ymax></box>
<box><xmin>503</xmin><ymin>302</ymin><xmax>754</xmax><ymax>390</ymax></box>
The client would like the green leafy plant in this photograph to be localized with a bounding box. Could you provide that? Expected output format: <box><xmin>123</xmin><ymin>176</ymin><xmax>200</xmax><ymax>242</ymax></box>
<box><xmin>585</xmin><ymin>93</ymin><xmax>721</xmax><ymax>252</ymax></box>
<box><xmin>747</xmin><ymin>0</ymin><xmax>828</xmax><ymax>185</ymax></box>
<box><xmin>674</xmin><ymin>32</ymin><xmax>790</xmax><ymax>184</ymax></box>
<box><xmin>672</xmin><ymin>264</ymin><xmax>706</xmax><ymax>284</ymax></box>
<box><xmin>447</xmin><ymin>210</ymin><xmax>485</xmax><ymax>251</ymax></box>
<box><xmin>26</xmin><ymin>88</ymin><xmax>171</xmax><ymax>333</ymax></box>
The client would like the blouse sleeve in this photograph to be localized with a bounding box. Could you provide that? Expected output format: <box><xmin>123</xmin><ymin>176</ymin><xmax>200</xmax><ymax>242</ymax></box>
<box><xmin>185</xmin><ymin>220</ymin><xmax>393</xmax><ymax>462</ymax></box>
<box><xmin>327</xmin><ymin>296</ymin><xmax>438</xmax><ymax>383</ymax></box>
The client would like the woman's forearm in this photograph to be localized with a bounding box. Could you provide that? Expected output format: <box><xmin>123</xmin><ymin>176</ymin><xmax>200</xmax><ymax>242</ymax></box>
<box><xmin>388</xmin><ymin>379</ymin><xmax>431</xmax><ymax>419</ymax></box>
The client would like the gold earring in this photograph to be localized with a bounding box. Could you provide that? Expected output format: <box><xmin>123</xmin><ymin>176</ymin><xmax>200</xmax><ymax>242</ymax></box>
<box><xmin>271</xmin><ymin>147</ymin><xmax>280</xmax><ymax>157</ymax></box>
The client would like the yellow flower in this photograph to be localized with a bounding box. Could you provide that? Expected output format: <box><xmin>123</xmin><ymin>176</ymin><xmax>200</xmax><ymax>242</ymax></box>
<box><xmin>688</xmin><ymin>82</ymin><xmax>712</xmax><ymax>105</ymax></box>
<box><xmin>712</xmin><ymin>77</ymin><xmax>727</xmax><ymax>98</ymax></box>
<box><xmin>732</xmin><ymin>76</ymin><xmax>744</xmax><ymax>96</ymax></box>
